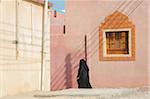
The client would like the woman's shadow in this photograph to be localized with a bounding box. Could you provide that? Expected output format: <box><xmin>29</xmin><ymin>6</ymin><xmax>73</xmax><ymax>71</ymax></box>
<box><xmin>64</xmin><ymin>53</ymin><xmax>72</xmax><ymax>88</ymax></box>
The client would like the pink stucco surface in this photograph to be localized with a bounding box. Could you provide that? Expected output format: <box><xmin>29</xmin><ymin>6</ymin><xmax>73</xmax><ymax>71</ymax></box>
<box><xmin>51</xmin><ymin>0</ymin><xmax>149</xmax><ymax>91</ymax></box>
<box><xmin>51</xmin><ymin>10</ymin><xmax>85</xmax><ymax>90</ymax></box>
<box><xmin>50</xmin><ymin>10</ymin><xmax>71</xmax><ymax>91</ymax></box>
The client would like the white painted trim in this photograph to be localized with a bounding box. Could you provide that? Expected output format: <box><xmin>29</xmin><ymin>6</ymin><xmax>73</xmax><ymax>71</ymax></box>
<box><xmin>102</xmin><ymin>28</ymin><xmax>132</xmax><ymax>57</ymax></box>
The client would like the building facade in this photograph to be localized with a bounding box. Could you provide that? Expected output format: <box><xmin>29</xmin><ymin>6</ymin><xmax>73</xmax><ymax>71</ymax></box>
<box><xmin>51</xmin><ymin>0</ymin><xmax>149</xmax><ymax>90</ymax></box>
<box><xmin>50</xmin><ymin>10</ymin><xmax>67</xmax><ymax>91</ymax></box>
<box><xmin>0</xmin><ymin>0</ymin><xmax>51</xmax><ymax>97</ymax></box>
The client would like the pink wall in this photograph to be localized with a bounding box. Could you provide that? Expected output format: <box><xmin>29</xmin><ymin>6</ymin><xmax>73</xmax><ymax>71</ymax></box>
<box><xmin>51</xmin><ymin>9</ymin><xmax>85</xmax><ymax>90</ymax></box>
<box><xmin>51</xmin><ymin>0</ymin><xmax>149</xmax><ymax>91</ymax></box>
<box><xmin>149</xmin><ymin>0</ymin><xmax>150</xmax><ymax>86</ymax></box>
<box><xmin>51</xmin><ymin>10</ymin><xmax>73</xmax><ymax>91</ymax></box>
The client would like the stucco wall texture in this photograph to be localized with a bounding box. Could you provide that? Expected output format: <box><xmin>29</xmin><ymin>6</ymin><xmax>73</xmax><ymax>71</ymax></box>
<box><xmin>0</xmin><ymin>0</ymin><xmax>51</xmax><ymax>97</ymax></box>
<box><xmin>51</xmin><ymin>0</ymin><xmax>149</xmax><ymax>91</ymax></box>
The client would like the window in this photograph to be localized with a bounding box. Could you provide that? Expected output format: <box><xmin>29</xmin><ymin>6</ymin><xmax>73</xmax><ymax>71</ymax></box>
<box><xmin>54</xmin><ymin>10</ymin><xmax>57</xmax><ymax>17</ymax></box>
<box><xmin>63</xmin><ymin>25</ymin><xmax>66</xmax><ymax>34</ymax></box>
<box><xmin>106</xmin><ymin>31</ymin><xmax>129</xmax><ymax>55</ymax></box>
<box><xmin>103</xmin><ymin>29</ymin><xmax>132</xmax><ymax>58</ymax></box>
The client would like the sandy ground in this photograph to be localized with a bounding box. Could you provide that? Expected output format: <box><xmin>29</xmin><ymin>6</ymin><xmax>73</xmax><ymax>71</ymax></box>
<box><xmin>0</xmin><ymin>87</ymin><xmax>150</xmax><ymax>99</ymax></box>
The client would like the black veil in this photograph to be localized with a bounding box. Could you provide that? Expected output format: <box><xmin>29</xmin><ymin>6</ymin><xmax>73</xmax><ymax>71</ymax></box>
<box><xmin>77</xmin><ymin>59</ymin><xmax>92</xmax><ymax>88</ymax></box>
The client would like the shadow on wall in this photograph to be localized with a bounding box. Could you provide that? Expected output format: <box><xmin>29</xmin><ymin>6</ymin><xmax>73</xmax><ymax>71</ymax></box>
<box><xmin>64</xmin><ymin>54</ymin><xmax>72</xmax><ymax>88</ymax></box>
<box><xmin>51</xmin><ymin>51</ymin><xmax>85</xmax><ymax>91</ymax></box>
<box><xmin>51</xmin><ymin>53</ymin><xmax>73</xmax><ymax>90</ymax></box>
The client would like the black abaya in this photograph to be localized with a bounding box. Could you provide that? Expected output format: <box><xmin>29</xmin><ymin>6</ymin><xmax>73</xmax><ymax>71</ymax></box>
<box><xmin>77</xmin><ymin>59</ymin><xmax>92</xmax><ymax>88</ymax></box>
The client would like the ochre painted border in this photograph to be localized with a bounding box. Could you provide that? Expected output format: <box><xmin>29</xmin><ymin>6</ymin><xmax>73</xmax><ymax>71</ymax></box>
<box><xmin>99</xmin><ymin>11</ymin><xmax>136</xmax><ymax>61</ymax></box>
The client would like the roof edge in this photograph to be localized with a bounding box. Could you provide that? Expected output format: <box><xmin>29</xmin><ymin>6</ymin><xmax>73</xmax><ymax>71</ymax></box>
<box><xmin>24</xmin><ymin>0</ymin><xmax>53</xmax><ymax>7</ymax></box>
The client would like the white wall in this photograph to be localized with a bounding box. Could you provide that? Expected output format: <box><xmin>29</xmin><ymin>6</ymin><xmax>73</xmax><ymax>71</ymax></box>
<box><xmin>0</xmin><ymin>0</ymin><xmax>50</xmax><ymax>97</ymax></box>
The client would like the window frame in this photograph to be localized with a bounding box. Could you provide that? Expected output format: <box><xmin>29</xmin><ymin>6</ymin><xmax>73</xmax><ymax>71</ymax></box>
<box><xmin>103</xmin><ymin>28</ymin><xmax>132</xmax><ymax>57</ymax></box>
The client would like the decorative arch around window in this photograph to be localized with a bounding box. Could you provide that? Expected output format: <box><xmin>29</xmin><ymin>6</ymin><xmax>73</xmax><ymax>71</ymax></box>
<box><xmin>99</xmin><ymin>11</ymin><xmax>135</xmax><ymax>61</ymax></box>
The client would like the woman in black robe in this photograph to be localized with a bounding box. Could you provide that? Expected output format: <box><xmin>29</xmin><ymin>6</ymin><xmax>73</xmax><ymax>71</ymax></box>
<box><xmin>77</xmin><ymin>59</ymin><xmax>92</xmax><ymax>88</ymax></box>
